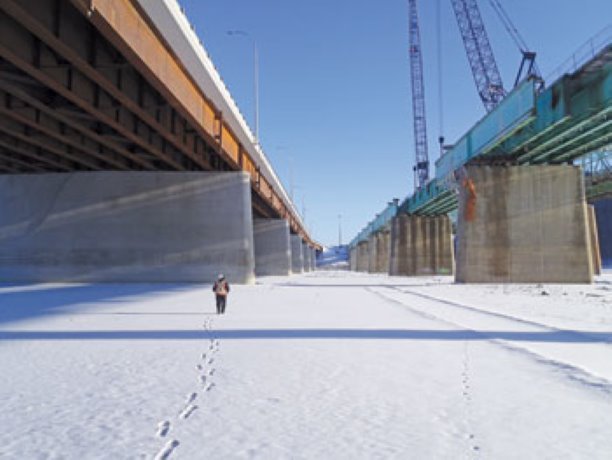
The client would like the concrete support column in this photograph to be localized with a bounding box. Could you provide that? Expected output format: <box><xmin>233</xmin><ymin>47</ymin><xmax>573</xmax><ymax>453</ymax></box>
<box><xmin>389</xmin><ymin>214</ymin><xmax>454</xmax><ymax>276</ymax></box>
<box><xmin>302</xmin><ymin>242</ymin><xmax>312</xmax><ymax>272</ymax></box>
<box><xmin>349</xmin><ymin>246</ymin><xmax>358</xmax><ymax>271</ymax></box>
<box><xmin>253</xmin><ymin>218</ymin><xmax>292</xmax><ymax>277</ymax></box>
<box><xmin>367</xmin><ymin>233</ymin><xmax>378</xmax><ymax>273</ymax></box>
<box><xmin>290</xmin><ymin>235</ymin><xmax>304</xmax><ymax>273</ymax></box>
<box><xmin>456</xmin><ymin>165</ymin><xmax>593</xmax><ymax>283</ymax></box>
<box><xmin>367</xmin><ymin>229</ymin><xmax>391</xmax><ymax>273</ymax></box>
<box><xmin>356</xmin><ymin>241</ymin><xmax>369</xmax><ymax>272</ymax></box>
<box><xmin>0</xmin><ymin>172</ymin><xmax>256</xmax><ymax>283</ymax></box>
<box><xmin>594</xmin><ymin>198</ymin><xmax>612</xmax><ymax>269</ymax></box>
<box><xmin>311</xmin><ymin>248</ymin><xmax>317</xmax><ymax>270</ymax></box>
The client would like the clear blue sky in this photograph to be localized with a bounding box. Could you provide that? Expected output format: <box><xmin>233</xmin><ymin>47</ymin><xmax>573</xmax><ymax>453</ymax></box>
<box><xmin>181</xmin><ymin>0</ymin><xmax>611</xmax><ymax>247</ymax></box>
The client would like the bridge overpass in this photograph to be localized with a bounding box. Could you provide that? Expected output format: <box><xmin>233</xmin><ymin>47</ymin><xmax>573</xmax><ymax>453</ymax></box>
<box><xmin>350</xmin><ymin>43</ymin><xmax>612</xmax><ymax>283</ymax></box>
<box><xmin>0</xmin><ymin>0</ymin><xmax>319</xmax><ymax>283</ymax></box>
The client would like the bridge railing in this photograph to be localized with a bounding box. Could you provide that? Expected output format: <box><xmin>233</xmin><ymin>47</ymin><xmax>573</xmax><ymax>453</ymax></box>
<box><xmin>544</xmin><ymin>25</ymin><xmax>612</xmax><ymax>87</ymax></box>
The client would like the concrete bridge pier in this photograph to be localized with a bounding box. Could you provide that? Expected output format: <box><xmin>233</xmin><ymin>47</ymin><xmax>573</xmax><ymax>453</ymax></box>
<box><xmin>389</xmin><ymin>214</ymin><xmax>454</xmax><ymax>276</ymax></box>
<box><xmin>290</xmin><ymin>235</ymin><xmax>304</xmax><ymax>273</ymax></box>
<box><xmin>368</xmin><ymin>228</ymin><xmax>391</xmax><ymax>273</ymax></box>
<box><xmin>309</xmin><ymin>247</ymin><xmax>317</xmax><ymax>271</ymax></box>
<box><xmin>253</xmin><ymin>218</ymin><xmax>292</xmax><ymax>277</ymax></box>
<box><xmin>356</xmin><ymin>241</ymin><xmax>369</xmax><ymax>272</ymax></box>
<box><xmin>0</xmin><ymin>171</ymin><xmax>256</xmax><ymax>283</ymax></box>
<box><xmin>349</xmin><ymin>246</ymin><xmax>358</xmax><ymax>271</ymax></box>
<box><xmin>302</xmin><ymin>242</ymin><xmax>312</xmax><ymax>272</ymax></box>
<box><xmin>456</xmin><ymin>165</ymin><xmax>594</xmax><ymax>283</ymax></box>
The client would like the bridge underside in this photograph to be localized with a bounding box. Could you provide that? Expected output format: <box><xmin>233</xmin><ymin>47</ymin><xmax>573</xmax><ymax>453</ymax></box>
<box><xmin>0</xmin><ymin>0</ymin><xmax>314</xmax><ymax>234</ymax></box>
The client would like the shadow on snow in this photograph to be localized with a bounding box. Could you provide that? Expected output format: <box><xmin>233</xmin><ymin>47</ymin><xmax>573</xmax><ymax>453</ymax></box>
<box><xmin>0</xmin><ymin>283</ymin><xmax>197</xmax><ymax>326</ymax></box>
<box><xmin>1</xmin><ymin>328</ymin><xmax>611</xmax><ymax>343</ymax></box>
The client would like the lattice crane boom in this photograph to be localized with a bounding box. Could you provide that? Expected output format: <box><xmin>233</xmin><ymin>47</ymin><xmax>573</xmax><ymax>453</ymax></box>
<box><xmin>408</xmin><ymin>0</ymin><xmax>429</xmax><ymax>189</ymax></box>
<box><xmin>450</xmin><ymin>0</ymin><xmax>506</xmax><ymax>112</ymax></box>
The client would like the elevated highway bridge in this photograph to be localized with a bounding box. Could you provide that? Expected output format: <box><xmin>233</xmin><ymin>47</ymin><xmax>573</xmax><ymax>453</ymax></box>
<box><xmin>0</xmin><ymin>0</ymin><xmax>319</xmax><ymax>283</ymax></box>
<box><xmin>350</xmin><ymin>44</ymin><xmax>612</xmax><ymax>283</ymax></box>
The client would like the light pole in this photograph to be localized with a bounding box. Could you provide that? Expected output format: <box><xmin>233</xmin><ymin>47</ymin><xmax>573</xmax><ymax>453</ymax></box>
<box><xmin>227</xmin><ymin>30</ymin><xmax>259</xmax><ymax>146</ymax></box>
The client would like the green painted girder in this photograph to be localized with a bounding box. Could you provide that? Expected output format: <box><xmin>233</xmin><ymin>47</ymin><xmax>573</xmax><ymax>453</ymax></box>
<box><xmin>405</xmin><ymin>45</ymin><xmax>612</xmax><ymax>218</ymax></box>
<box><xmin>418</xmin><ymin>191</ymin><xmax>457</xmax><ymax>215</ymax></box>
<box><xmin>520</xmin><ymin>106</ymin><xmax>612</xmax><ymax>164</ymax></box>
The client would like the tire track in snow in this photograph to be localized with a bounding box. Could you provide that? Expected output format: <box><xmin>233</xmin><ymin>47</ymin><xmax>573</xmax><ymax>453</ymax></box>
<box><xmin>368</xmin><ymin>286</ymin><xmax>612</xmax><ymax>396</ymax></box>
<box><xmin>151</xmin><ymin>314</ymin><xmax>219</xmax><ymax>459</ymax></box>
<box><xmin>364</xmin><ymin>286</ymin><xmax>482</xmax><ymax>457</ymax></box>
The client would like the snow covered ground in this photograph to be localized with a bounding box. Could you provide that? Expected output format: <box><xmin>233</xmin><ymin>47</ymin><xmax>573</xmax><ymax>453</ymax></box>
<box><xmin>1</xmin><ymin>271</ymin><xmax>611</xmax><ymax>459</ymax></box>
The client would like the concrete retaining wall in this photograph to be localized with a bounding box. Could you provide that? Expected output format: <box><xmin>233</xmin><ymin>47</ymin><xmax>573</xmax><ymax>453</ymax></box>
<box><xmin>253</xmin><ymin>218</ymin><xmax>291</xmax><ymax>276</ymax></box>
<box><xmin>389</xmin><ymin>214</ymin><xmax>454</xmax><ymax>276</ymax></box>
<box><xmin>456</xmin><ymin>165</ymin><xmax>593</xmax><ymax>283</ymax></box>
<box><xmin>0</xmin><ymin>172</ymin><xmax>255</xmax><ymax>283</ymax></box>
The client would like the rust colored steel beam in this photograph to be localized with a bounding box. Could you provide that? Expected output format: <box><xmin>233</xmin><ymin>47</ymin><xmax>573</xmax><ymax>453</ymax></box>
<box><xmin>0</xmin><ymin>41</ymin><xmax>187</xmax><ymax>171</ymax></box>
<box><xmin>0</xmin><ymin>149</ymin><xmax>46</xmax><ymax>172</ymax></box>
<box><xmin>0</xmin><ymin>0</ymin><xmax>211</xmax><ymax>171</ymax></box>
<box><xmin>0</xmin><ymin>133</ymin><xmax>73</xmax><ymax>171</ymax></box>
<box><xmin>0</xmin><ymin>97</ymin><xmax>131</xmax><ymax>171</ymax></box>
<box><xmin>0</xmin><ymin>80</ymin><xmax>156</xmax><ymax>170</ymax></box>
<box><xmin>0</xmin><ymin>119</ymin><xmax>101</xmax><ymax>170</ymax></box>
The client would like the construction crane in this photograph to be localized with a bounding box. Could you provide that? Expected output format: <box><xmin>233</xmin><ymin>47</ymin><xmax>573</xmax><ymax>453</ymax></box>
<box><xmin>450</xmin><ymin>0</ymin><xmax>506</xmax><ymax>112</ymax></box>
<box><xmin>407</xmin><ymin>0</ymin><xmax>430</xmax><ymax>189</ymax></box>
<box><xmin>486</xmin><ymin>0</ymin><xmax>541</xmax><ymax>88</ymax></box>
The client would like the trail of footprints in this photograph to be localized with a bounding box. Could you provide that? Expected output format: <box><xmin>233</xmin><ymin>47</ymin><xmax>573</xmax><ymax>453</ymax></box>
<box><xmin>152</xmin><ymin>316</ymin><xmax>220</xmax><ymax>460</ymax></box>
<box><xmin>461</xmin><ymin>342</ymin><xmax>481</xmax><ymax>457</ymax></box>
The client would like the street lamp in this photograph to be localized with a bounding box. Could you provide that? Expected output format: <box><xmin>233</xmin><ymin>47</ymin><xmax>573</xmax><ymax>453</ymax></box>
<box><xmin>227</xmin><ymin>30</ymin><xmax>259</xmax><ymax>146</ymax></box>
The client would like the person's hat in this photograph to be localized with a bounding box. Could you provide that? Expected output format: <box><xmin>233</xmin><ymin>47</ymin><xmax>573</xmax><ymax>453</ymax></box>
<box><xmin>218</xmin><ymin>274</ymin><xmax>224</xmax><ymax>280</ymax></box>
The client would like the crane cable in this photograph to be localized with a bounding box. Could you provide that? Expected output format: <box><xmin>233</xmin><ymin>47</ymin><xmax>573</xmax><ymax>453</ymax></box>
<box><xmin>486</xmin><ymin>0</ymin><xmax>541</xmax><ymax>76</ymax></box>
<box><xmin>436</xmin><ymin>0</ymin><xmax>444</xmax><ymax>157</ymax></box>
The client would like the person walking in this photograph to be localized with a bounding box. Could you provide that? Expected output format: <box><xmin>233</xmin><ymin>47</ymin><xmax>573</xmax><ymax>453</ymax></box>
<box><xmin>213</xmin><ymin>274</ymin><xmax>230</xmax><ymax>314</ymax></box>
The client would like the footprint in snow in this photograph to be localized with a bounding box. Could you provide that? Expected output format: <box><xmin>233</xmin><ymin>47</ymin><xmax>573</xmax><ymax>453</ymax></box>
<box><xmin>154</xmin><ymin>439</ymin><xmax>179</xmax><ymax>460</ymax></box>
<box><xmin>179</xmin><ymin>404</ymin><xmax>198</xmax><ymax>420</ymax></box>
<box><xmin>205</xmin><ymin>382</ymin><xmax>215</xmax><ymax>392</ymax></box>
<box><xmin>156</xmin><ymin>420</ymin><xmax>170</xmax><ymax>438</ymax></box>
<box><xmin>185</xmin><ymin>392</ymin><xmax>198</xmax><ymax>405</ymax></box>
